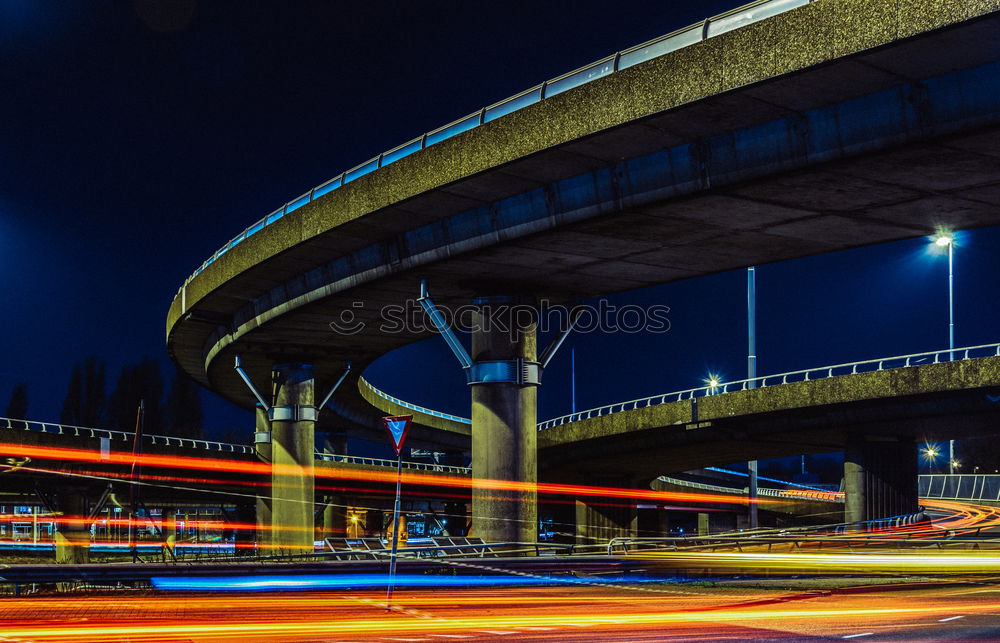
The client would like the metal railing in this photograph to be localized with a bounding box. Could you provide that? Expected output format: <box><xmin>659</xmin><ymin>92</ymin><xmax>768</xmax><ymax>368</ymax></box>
<box><xmin>0</xmin><ymin>415</ymin><xmax>470</xmax><ymax>473</ymax></box>
<box><xmin>359</xmin><ymin>342</ymin><xmax>1000</xmax><ymax>432</ymax></box>
<box><xmin>359</xmin><ymin>377</ymin><xmax>471</xmax><ymax>425</ymax></box>
<box><xmin>0</xmin><ymin>416</ymin><xmax>254</xmax><ymax>454</ymax></box>
<box><xmin>920</xmin><ymin>474</ymin><xmax>1000</xmax><ymax>503</ymax></box>
<box><xmin>177</xmin><ymin>0</ymin><xmax>813</xmax><ymax>294</ymax></box>
<box><xmin>657</xmin><ymin>475</ymin><xmax>843</xmax><ymax>503</ymax></box>
<box><xmin>315</xmin><ymin>451</ymin><xmax>469</xmax><ymax>474</ymax></box>
<box><xmin>538</xmin><ymin>342</ymin><xmax>1000</xmax><ymax>430</ymax></box>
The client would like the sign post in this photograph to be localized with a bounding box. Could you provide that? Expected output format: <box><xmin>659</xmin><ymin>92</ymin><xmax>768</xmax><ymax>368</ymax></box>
<box><xmin>381</xmin><ymin>415</ymin><xmax>411</xmax><ymax>611</ymax></box>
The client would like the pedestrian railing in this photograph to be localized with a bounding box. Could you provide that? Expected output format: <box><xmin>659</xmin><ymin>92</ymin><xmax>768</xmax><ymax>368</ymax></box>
<box><xmin>920</xmin><ymin>474</ymin><xmax>1000</xmax><ymax>503</ymax></box>
<box><xmin>178</xmin><ymin>0</ymin><xmax>816</xmax><ymax>292</ymax></box>
<box><xmin>366</xmin><ymin>343</ymin><xmax>1000</xmax><ymax>432</ymax></box>
<box><xmin>657</xmin><ymin>475</ymin><xmax>843</xmax><ymax>503</ymax></box>
<box><xmin>359</xmin><ymin>377</ymin><xmax>471</xmax><ymax>425</ymax></box>
<box><xmin>0</xmin><ymin>416</ymin><xmax>470</xmax><ymax>472</ymax></box>
<box><xmin>0</xmin><ymin>416</ymin><xmax>254</xmax><ymax>455</ymax></box>
<box><xmin>538</xmin><ymin>342</ymin><xmax>1000</xmax><ymax>430</ymax></box>
<box><xmin>315</xmin><ymin>451</ymin><xmax>470</xmax><ymax>473</ymax></box>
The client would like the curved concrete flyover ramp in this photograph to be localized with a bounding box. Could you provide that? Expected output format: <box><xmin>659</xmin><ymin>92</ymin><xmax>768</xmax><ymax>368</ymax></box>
<box><xmin>167</xmin><ymin>0</ymin><xmax>1000</xmax><ymax>444</ymax></box>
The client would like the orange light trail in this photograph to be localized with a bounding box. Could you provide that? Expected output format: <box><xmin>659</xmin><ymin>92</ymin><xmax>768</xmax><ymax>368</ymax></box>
<box><xmin>0</xmin><ymin>441</ymin><xmax>778</xmax><ymax>505</ymax></box>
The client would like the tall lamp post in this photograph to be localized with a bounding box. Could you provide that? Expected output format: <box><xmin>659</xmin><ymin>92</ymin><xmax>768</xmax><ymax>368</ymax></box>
<box><xmin>747</xmin><ymin>266</ymin><xmax>759</xmax><ymax>529</ymax></box>
<box><xmin>931</xmin><ymin>232</ymin><xmax>955</xmax><ymax>473</ymax></box>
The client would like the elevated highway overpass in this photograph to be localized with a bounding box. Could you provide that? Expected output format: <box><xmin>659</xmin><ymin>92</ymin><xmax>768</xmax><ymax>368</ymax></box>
<box><xmin>165</xmin><ymin>0</ymin><xmax>1000</xmax><ymax>548</ymax></box>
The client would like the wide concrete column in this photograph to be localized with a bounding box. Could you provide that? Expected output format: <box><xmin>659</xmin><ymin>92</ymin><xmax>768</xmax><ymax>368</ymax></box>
<box><xmin>844</xmin><ymin>435</ymin><xmax>918</xmax><ymax>524</ymax></box>
<box><xmin>54</xmin><ymin>493</ymin><xmax>90</xmax><ymax>564</ymax></box>
<box><xmin>254</xmin><ymin>403</ymin><xmax>272</xmax><ymax>553</ymax></box>
<box><xmin>470</xmin><ymin>297</ymin><xmax>537</xmax><ymax>544</ymax></box>
<box><xmin>320</xmin><ymin>496</ymin><xmax>346</xmax><ymax>540</ymax></box>
<box><xmin>575</xmin><ymin>498</ymin><xmax>637</xmax><ymax>544</ymax></box>
<box><xmin>270</xmin><ymin>363</ymin><xmax>316</xmax><ymax>556</ymax></box>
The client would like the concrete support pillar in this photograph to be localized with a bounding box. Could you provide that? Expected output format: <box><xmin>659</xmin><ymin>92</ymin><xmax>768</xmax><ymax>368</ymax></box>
<box><xmin>844</xmin><ymin>435</ymin><xmax>918</xmax><ymax>524</ymax></box>
<box><xmin>324</xmin><ymin>431</ymin><xmax>348</xmax><ymax>455</ymax></box>
<box><xmin>697</xmin><ymin>512</ymin><xmax>710</xmax><ymax>536</ymax></box>
<box><xmin>319</xmin><ymin>496</ymin><xmax>346</xmax><ymax>541</ymax></box>
<box><xmin>470</xmin><ymin>298</ymin><xmax>537</xmax><ymax>544</ymax></box>
<box><xmin>54</xmin><ymin>493</ymin><xmax>89</xmax><ymax>564</ymax></box>
<box><xmin>270</xmin><ymin>364</ymin><xmax>316</xmax><ymax>556</ymax></box>
<box><xmin>162</xmin><ymin>507</ymin><xmax>177</xmax><ymax>558</ymax></box>
<box><xmin>697</xmin><ymin>511</ymin><xmax>734</xmax><ymax>536</ymax></box>
<box><xmin>254</xmin><ymin>403</ymin><xmax>272</xmax><ymax>554</ymax></box>
<box><xmin>575</xmin><ymin>498</ymin><xmax>637</xmax><ymax>544</ymax></box>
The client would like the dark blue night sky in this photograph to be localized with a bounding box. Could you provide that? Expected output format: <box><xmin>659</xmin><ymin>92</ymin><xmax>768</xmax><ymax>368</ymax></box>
<box><xmin>3</xmin><ymin>1</ymin><xmax>999</xmax><ymax>472</ymax></box>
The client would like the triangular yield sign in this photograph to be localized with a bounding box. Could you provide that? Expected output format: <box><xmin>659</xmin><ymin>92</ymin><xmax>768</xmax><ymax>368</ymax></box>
<box><xmin>382</xmin><ymin>415</ymin><xmax>412</xmax><ymax>454</ymax></box>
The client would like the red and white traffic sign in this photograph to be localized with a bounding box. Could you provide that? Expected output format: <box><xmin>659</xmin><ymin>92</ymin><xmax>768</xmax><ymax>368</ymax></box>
<box><xmin>381</xmin><ymin>415</ymin><xmax>412</xmax><ymax>454</ymax></box>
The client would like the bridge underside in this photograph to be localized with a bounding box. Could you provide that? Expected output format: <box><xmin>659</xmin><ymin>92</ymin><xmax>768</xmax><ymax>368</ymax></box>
<box><xmin>162</xmin><ymin>7</ymin><xmax>1000</xmax><ymax>538</ymax></box>
<box><xmin>177</xmin><ymin>13</ymin><xmax>1000</xmax><ymax>446</ymax></box>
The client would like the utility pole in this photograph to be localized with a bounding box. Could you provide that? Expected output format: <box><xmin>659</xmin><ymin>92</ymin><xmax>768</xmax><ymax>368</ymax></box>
<box><xmin>747</xmin><ymin>267</ymin><xmax>759</xmax><ymax>530</ymax></box>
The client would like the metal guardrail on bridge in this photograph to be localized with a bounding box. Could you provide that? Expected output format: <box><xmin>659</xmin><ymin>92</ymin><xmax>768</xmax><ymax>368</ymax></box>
<box><xmin>0</xmin><ymin>416</ymin><xmax>254</xmax><ymax>454</ymax></box>
<box><xmin>538</xmin><ymin>343</ymin><xmax>1000</xmax><ymax>430</ymax></box>
<box><xmin>315</xmin><ymin>451</ymin><xmax>469</xmax><ymax>474</ymax></box>
<box><xmin>0</xmin><ymin>416</ymin><xmax>471</xmax><ymax>473</ymax></box>
<box><xmin>921</xmin><ymin>474</ymin><xmax>1000</xmax><ymax>503</ymax></box>
<box><xmin>657</xmin><ymin>475</ymin><xmax>843</xmax><ymax>503</ymax></box>
<box><xmin>359</xmin><ymin>378</ymin><xmax>471</xmax><ymax>425</ymax></box>
<box><xmin>177</xmin><ymin>0</ymin><xmax>815</xmax><ymax>291</ymax></box>
<box><xmin>362</xmin><ymin>343</ymin><xmax>1000</xmax><ymax>432</ymax></box>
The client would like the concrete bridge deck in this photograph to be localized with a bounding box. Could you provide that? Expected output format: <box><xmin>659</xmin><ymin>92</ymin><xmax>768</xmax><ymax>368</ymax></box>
<box><xmin>168</xmin><ymin>0</ymin><xmax>1000</xmax><ymax>442</ymax></box>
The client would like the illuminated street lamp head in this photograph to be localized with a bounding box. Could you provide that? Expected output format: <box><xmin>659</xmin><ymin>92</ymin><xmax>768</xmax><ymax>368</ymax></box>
<box><xmin>706</xmin><ymin>374</ymin><xmax>721</xmax><ymax>388</ymax></box>
<box><xmin>934</xmin><ymin>234</ymin><xmax>953</xmax><ymax>247</ymax></box>
<box><xmin>924</xmin><ymin>446</ymin><xmax>939</xmax><ymax>458</ymax></box>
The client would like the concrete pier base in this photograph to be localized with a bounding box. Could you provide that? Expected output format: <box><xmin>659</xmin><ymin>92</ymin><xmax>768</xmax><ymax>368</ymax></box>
<box><xmin>270</xmin><ymin>364</ymin><xmax>316</xmax><ymax>556</ymax></box>
<box><xmin>161</xmin><ymin>507</ymin><xmax>177</xmax><ymax>559</ymax></box>
<box><xmin>574</xmin><ymin>498</ymin><xmax>637</xmax><ymax>544</ymax></box>
<box><xmin>470</xmin><ymin>297</ymin><xmax>537</xmax><ymax>544</ymax></box>
<box><xmin>844</xmin><ymin>435</ymin><xmax>918</xmax><ymax>524</ymax></box>
<box><xmin>320</xmin><ymin>496</ymin><xmax>346</xmax><ymax>540</ymax></box>
<box><xmin>54</xmin><ymin>493</ymin><xmax>89</xmax><ymax>564</ymax></box>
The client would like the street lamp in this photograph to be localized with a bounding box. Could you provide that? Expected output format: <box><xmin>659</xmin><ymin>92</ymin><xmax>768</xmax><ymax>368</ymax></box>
<box><xmin>930</xmin><ymin>231</ymin><xmax>957</xmax><ymax>473</ymax></box>
<box><xmin>930</xmin><ymin>231</ymin><xmax>955</xmax><ymax>358</ymax></box>
<box><xmin>923</xmin><ymin>445</ymin><xmax>939</xmax><ymax>473</ymax></box>
<box><xmin>705</xmin><ymin>374</ymin><xmax>721</xmax><ymax>394</ymax></box>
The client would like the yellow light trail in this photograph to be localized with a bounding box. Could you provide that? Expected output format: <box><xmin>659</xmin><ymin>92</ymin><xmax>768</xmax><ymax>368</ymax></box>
<box><xmin>629</xmin><ymin>550</ymin><xmax>1000</xmax><ymax>573</ymax></box>
<box><xmin>2</xmin><ymin>603</ymin><xmax>997</xmax><ymax>641</ymax></box>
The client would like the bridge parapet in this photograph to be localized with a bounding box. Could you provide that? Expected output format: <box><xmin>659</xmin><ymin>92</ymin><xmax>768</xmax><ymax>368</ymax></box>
<box><xmin>0</xmin><ymin>416</ymin><xmax>471</xmax><ymax>474</ymax></box>
<box><xmin>0</xmin><ymin>416</ymin><xmax>254</xmax><ymax>454</ymax></box>
<box><xmin>538</xmin><ymin>343</ymin><xmax>1000</xmax><ymax>430</ymax></box>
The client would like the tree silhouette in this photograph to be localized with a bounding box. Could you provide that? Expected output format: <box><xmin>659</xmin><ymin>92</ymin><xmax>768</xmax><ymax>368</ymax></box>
<box><xmin>61</xmin><ymin>356</ymin><xmax>107</xmax><ymax>426</ymax></box>
<box><xmin>5</xmin><ymin>382</ymin><xmax>29</xmax><ymax>421</ymax></box>
<box><xmin>108</xmin><ymin>358</ymin><xmax>163</xmax><ymax>433</ymax></box>
<box><xmin>166</xmin><ymin>364</ymin><xmax>203</xmax><ymax>439</ymax></box>
<box><xmin>81</xmin><ymin>357</ymin><xmax>106</xmax><ymax>426</ymax></box>
<box><xmin>61</xmin><ymin>364</ymin><xmax>82</xmax><ymax>425</ymax></box>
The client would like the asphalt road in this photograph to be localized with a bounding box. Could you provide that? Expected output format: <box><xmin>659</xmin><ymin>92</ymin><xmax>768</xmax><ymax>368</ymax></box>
<box><xmin>2</xmin><ymin>578</ymin><xmax>1000</xmax><ymax>642</ymax></box>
